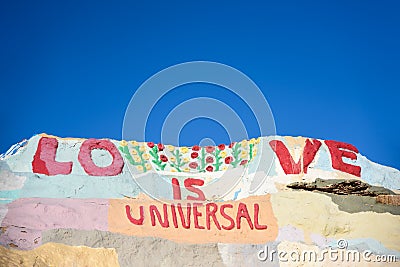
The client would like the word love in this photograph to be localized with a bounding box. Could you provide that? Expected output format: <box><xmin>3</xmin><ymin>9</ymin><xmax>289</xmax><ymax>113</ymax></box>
<box><xmin>31</xmin><ymin>136</ymin><xmax>361</xmax><ymax>177</ymax></box>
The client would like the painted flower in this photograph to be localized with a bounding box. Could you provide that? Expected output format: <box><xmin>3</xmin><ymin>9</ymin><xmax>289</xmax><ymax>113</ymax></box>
<box><xmin>131</xmin><ymin>149</ymin><xmax>138</xmax><ymax>155</ymax></box>
<box><xmin>183</xmin><ymin>157</ymin><xmax>189</xmax><ymax>163</ymax></box>
<box><xmin>241</xmin><ymin>140</ymin><xmax>248</xmax><ymax>147</ymax></box>
<box><xmin>160</xmin><ymin>154</ymin><xmax>168</xmax><ymax>162</ymax></box>
<box><xmin>167</xmin><ymin>145</ymin><xmax>175</xmax><ymax>152</ymax></box>
<box><xmin>249</xmin><ymin>138</ymin><xmax>256</xmax><ymax>145</ymax></box>
<box><xmin>145</xmin><ymin>163</ymin><xmax>152</xmax><ymax>170</ymax></box>
<box><xmin>240</xmin><ymin>160</ymin><xmax>248</xmax><ymax>165</ymax></box>
<box><xmin>136</xmin><ymin>165</ymin><xmax>144</xmax><ymax>171</ymax></box>
<box><xmin>180</xmin><ymin>147</ymin><xmax>189</xmax><ymax>153</ymax></box>
<box><xmin>225</xmin><ymin>156</ymin><xmax>233</xmax><ymax>164</ymax></box>
<box><xmin>206</xmin><ymin>156</ymin><xmax>214</xmax><ymax>163</ymax></box>
<box><xmin>252</xmin><ymin>148</ymin><xmax>258</xmax><ymax>158</ymax></box>
<box><xmin>142</xmin><ymin>153</ymin><xmax>150</xmax><ymax>160</ymax></box>
<box><xmin>206</xmin><ymin>165</ymin><xmax>213</xmax><ymax>172</ymax></box>
<box><xmin>130</xmin><ymin>140</ymin><xmax>139</xmax><ymax>146</ymax></box>
<box><xmin>157</xmin><ymin>143</ymin><xmax>164</xmax><ymax>151</ymax></box>
<box><xmin>133</xmin><ymin>155</ymin><xmax>141</xmax><ymax>163</ymax></box>
<box><xmin>241</xmin><ymin>150</ymin><xmax>248</xmax><ymax>158</ymax></box>
<box><xmin>139</xmin><ymin>146</ymin><xmax>146</xmax><ymax>152</ymax></box>
<box><xmin>220</xmin><ymin>151</ymin><xmax>227</xmax><ymax>158</ymax></box>
<box><xmin>228</xmin><ymin>142</ymin><xmax>235</xmax><ymax>148</ymax></box>
<box><xmin>147</xmin><ymin>142</ymin><xmax>155</xmax><ymax>148</ymax></box>
<box><xmin>184</xmin><ymin>167</ymin><xmax>190</xmax><ymax>172</ymax></box>
<box><xmin>189</xmin><ymin>162</ymin><xmax>198</xmax><ymax>169</ymax></box>
<box><xmin>218</xmin><ymin>144</ymin><xmax>225</xmax><ymax>150</ymax></box>
<box><xmin>191</xmin><ymin>152</ymin><xmax>198</xmax><ymax>159</ymax></box>
<box><xmin>255</xmin><ymin>138</ymin><xmax>261</xmax><ymax>144</ymax></box>
<box><xmin>192</xmin><ymin>145</ymin><xmax>200</xmax><ymax>151</ymax></box>
<box><xmin>206</xmin><ymin>146</ymin><xmax>215</xmax><ymax>153</ymax></box>
<box><xmin>120</xmin><ymin>140</ymin><xmax>128</xmax><ymax>146</ymax></box>
<box><xmin>171</xmin><ymin>169</ymin><xmax>177</xmax><ymax>172</ymax></box>
<box><xmin>222</xmin><ymin>166</ymin><xmax>228</xmax><ymax>171</ymax></box>
<box><xmin>170</xmin><ymin>156</ymin><xmax>176</xmax><ymax>162</ymax></box>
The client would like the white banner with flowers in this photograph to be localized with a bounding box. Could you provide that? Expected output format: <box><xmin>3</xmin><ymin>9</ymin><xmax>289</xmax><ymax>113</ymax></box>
<box><xmin>118</xmin><ymin>138</ymin><xmax>260</xmax><ymax>174</ymax></box>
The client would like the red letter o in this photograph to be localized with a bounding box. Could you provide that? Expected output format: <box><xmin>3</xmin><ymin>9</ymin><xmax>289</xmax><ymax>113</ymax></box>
<box><xmin>78</xmin><ymin>139</ymin><xmax>124</xmax><ymax>176</ymax></box>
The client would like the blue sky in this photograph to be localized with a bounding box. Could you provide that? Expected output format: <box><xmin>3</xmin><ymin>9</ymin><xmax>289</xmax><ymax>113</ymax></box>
<box><xmin>1</xmin><ymin>1</ymin><xmax>399</xmax><ymax>169</ymax></box>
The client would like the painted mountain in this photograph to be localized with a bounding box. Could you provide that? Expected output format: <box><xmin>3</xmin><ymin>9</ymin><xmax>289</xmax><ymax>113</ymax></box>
<box><xmin>0</xmin><ymin>134</ymin><xmax>399</xmax><ymax>266</ymax></box>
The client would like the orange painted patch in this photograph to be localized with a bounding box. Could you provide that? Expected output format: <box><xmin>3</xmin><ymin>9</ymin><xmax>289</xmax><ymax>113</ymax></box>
<box><xmin>108</xmin><ymin>194</ymin><xmax>278</xmax><ymax>244</ymax></box>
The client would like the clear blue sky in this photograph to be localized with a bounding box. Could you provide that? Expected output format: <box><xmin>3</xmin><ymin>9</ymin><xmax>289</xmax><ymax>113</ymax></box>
<box><xmin>1</xmin><ymin>1</ymin><xmax>399</xmax><ymax>169</ymax></box>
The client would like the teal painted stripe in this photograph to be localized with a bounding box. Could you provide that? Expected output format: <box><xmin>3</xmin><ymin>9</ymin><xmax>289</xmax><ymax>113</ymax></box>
<box><xmin>0</xmin><ymin>190</ymin><xmax>20</xmax><ymax>204</ymax></box>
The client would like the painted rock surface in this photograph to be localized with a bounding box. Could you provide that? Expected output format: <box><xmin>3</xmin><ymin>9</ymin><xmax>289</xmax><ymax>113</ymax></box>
<box><xmin>0</xmin><ymin>134</ymin><xmax>399</xmax><ymax>266</ymax></box>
